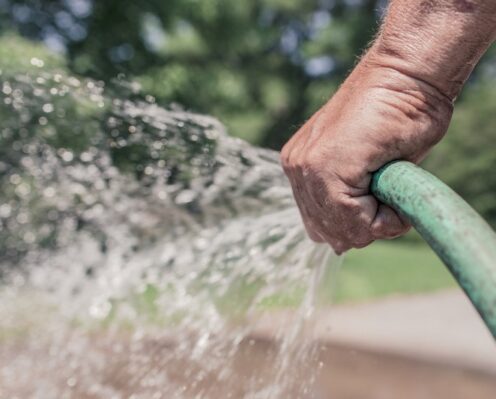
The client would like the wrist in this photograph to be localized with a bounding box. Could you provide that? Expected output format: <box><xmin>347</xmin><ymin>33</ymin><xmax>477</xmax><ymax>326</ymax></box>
<box><xmin>368</xmin><ymin>1</ymin><xmax>496</xmax><ymax>101</ymax></box>
<box><xmin>351</xmin><ymin>54</ymin><xmax>454</xmax><ymax>119</ymax></box>
<box><xmin>362</xmin><ymin>45</ymin><xmax>457</xmax><ymax>102</ymax></box>
<box><xmin>333</xmin><ymin>55</ymin><xmax>455</xmax><ymax>158</ymax></box>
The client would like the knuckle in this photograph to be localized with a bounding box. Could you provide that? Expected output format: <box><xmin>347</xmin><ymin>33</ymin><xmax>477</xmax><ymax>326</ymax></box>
<box><xmin>331</xmin><ymin>240</ymin><xmax>350</xmax><ymax>255</ymax></box>
<box><xmin>280</xmin><ymin>146</ymin><xmax>308</xmax><ymax>175</ymax></box>
<box><xmin>280</xmin><ymin>146</ymin><xmax>292</xmax><ymax>170</ymax></box>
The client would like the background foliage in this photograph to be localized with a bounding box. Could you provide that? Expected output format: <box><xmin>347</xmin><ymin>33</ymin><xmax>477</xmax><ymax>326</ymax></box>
<box><xmin>0</xmin><ymin>0</ymin><xmax>495</xmax><ymax>227</ymax></box>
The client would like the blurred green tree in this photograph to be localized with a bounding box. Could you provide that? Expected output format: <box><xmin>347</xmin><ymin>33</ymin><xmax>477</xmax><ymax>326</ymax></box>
<box><xmin>0</xmin><ymin>0</ymin><xmax>386</xmax><ymax>147</ymax></box>
<box><xmin>0</xmin><ymin>1</ymin><xmax>494</xmax><ymax>227</ymax></box>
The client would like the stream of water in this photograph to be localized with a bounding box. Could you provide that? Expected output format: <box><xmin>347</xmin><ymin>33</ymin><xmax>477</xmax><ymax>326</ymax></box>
<box><xmin>0</xmin><ymin>65</ymin><xmax>341</xmax><ymax>398</ymax></box>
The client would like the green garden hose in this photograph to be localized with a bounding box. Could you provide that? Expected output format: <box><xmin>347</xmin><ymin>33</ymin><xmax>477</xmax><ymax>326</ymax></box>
<box><xmin>371</xmin><ymin>161</ymin><xmax>496</xmax><ymax>339</ymax></box>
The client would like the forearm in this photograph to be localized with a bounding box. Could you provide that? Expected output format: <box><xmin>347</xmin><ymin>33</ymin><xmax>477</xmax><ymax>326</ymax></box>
<box><xmin>282</xmin><ymin>2</ymin><xmax>496</xmax><ymax>252</ymax></box>
<box><xmin>367</xmin><ymin>0</ymin><xmax>496</xmax><ymax>100</ymax></box>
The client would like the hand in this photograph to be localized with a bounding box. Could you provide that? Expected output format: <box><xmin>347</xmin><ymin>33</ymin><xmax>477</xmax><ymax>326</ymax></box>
<box><xmin>281</xmin><ymin>57</ymin><xmax>453</xmax><ymax>254</ymax></box>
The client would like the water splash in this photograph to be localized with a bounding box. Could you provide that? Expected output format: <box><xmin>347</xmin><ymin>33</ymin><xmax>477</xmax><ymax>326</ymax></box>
<box><xmin>0</xmin><ymin>64</ymin><xmax>340</xmax><ymax>398</ymax></box>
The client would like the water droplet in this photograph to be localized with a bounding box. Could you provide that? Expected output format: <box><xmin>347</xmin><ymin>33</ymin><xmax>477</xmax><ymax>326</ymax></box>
<box><xmin>61</xmin><ymin>151</ymin><xmax>74</xmax><ymax>162</ymax></box>
<box><xmin>89</xmin><ymin>299</ymin><xmax>112</xmax><ymax>319</ymax></box>
<box><xmin>2</xmin><ymin>83</ymin><xmax>12</xmax><ymax>95</ymax></box>
<box><xmin>0</xmin><ymin>204</ymin><xmax>12</xmax><ymax>218</ymax></box>
<box><xmin>30</xmin><ymin>57</ymin><xmax>45</xmax><ymax>68</ymax></box>
<box><xmin>175</xmin><ymin>190</ymin><xmax>196</xmax><ymax>205</ymax></box>
<box><xmin>42</xmin><ymin>103</ymin><xmax>54</xmax><ymax>113</ymax></box>
<box><xmin>66</xmin><ymin>377</ymin><xmax>77</xmax><ymax>388</ymax></box>
<box><xmin>43</xmin><ymin>187</ymin><xmax>56</xmax><ymax>198</ymax></box>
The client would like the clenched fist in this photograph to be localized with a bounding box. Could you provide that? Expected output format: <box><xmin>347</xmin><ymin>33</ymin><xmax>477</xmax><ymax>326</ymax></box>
<box><xmin>281</xmin><ymin>56</ymin><xmax>453</xmax><ymax>254</ymax></box>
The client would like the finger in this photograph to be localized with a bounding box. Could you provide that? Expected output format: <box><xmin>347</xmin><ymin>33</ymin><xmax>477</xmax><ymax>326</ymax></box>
<box><xmin>294</xmin><ymin>188</ymin><xmax>327</xmax><ymax>243</ymax></box>
<box><xmin>288</xmin><ymin>175</ymin><xmax>327</xmax><ymax>243</ymax></box>
<box><xmin>337</xmin><ymin>194</ymin><xmax>377</xmax><ymax>246</ymax></box>
<box><xmin>371</xmin><ymin>204</ymin><xmax>411</xmax><ymax>239</ymax></box>
<box><xmin>330</xmin><ymin>242</ymin><xmax>347</xmax><ymax>255</ymax></box>
<box><xmin>308</xmin><ymin>195</ymin><xmax>372</xmax><ymax>253</ymax></box>
<box><xmin>297</xmin><ymin>168</ymin><xmax>337</xmax><ymax>244</ymax></box>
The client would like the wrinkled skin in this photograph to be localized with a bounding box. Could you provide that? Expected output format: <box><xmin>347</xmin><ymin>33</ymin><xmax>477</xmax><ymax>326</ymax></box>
<box><xmin>281</xmin><ymin>58</ymin><xmax>453</xmax><ymax>254</ymax></box>
<box><xmin>281</xmin><ymin>0</ymin><xmax>496</xmax><ymax>254</ymax></box>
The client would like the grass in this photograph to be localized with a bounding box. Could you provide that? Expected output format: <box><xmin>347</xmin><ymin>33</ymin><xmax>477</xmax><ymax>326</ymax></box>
<box><xmin>332</xmin><ymin>240</ymin><xmax>456</xmax><ymax>304</ymax></box>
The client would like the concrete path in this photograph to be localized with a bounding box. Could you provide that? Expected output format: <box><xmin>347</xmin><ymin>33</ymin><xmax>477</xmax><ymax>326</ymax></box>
<box><xmin>251</xmin><ymin>289</ymin><xmax>496</xmax><ymax>374</ymax></box>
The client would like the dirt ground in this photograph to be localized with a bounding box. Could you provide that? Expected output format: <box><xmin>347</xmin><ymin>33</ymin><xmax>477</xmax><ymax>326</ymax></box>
<box><xmin>1</xmin><ymin>333</ymin><xmax>495</xmax><ymax>399</ymax></box>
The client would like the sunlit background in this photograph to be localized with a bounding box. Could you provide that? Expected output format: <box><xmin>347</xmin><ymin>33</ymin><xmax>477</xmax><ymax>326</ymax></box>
<box><xmin>0</xmin><ymin>0</ymin><xmax>496</xmax><ymax>399</ymax></box>
<box><xmin>1</xmin><ymin>0</ymin><xmax>495</xmax><ymax>300</ymax></box>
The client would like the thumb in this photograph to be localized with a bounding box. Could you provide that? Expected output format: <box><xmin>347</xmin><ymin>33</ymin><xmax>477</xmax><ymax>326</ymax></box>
<box><xmin>371</xmin><ymin>204</ymin><xmax>411</xmax><ymax>239</ymax></box>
